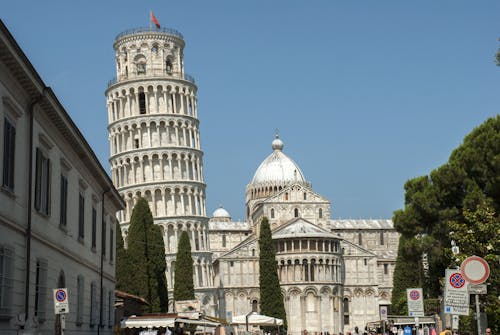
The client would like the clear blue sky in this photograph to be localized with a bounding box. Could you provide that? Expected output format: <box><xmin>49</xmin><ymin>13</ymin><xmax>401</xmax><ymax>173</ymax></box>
<box><xmin>3</xmin><ymin>2</ymin><xmax>500</xmax><ymax>221</ymax></box>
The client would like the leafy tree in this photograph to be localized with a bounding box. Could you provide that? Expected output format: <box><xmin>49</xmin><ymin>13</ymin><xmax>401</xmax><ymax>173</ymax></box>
<box><xmin>127</xmin><ymin>197</ymin><xmax>168</xmax><ymax>312</ymax></box>
<box><xmin>174</xmin><ymin>230</ymin><xmax>195</xmax><ymax>301</ymax></box>
<box><xmin>259</xmin><ymin>217</ymin><xmax>287</xmax><ymax>330</ymax></box>
<box><xmin>391</xmin><ymin>116</ymin><xmax>500</xmax><ymax>332</ymax></box>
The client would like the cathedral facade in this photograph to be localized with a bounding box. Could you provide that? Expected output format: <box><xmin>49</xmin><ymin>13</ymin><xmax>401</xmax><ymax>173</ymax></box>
<box><xmin>105</xmin><ymin>27</ymin><xmax>399</xmax><ymax>335</ymax></box>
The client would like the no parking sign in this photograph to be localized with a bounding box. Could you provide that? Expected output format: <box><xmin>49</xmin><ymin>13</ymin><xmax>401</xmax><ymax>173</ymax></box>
<box><xmin>53</xmin><ymin>288</ymin><xmax>69</xmax><ymax>314</ymax></box>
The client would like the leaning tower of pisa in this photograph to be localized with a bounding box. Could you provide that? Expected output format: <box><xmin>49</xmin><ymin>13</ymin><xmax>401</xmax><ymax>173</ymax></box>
<box><xmin>105</xmin><ymin>26</ymin><xmax>216</xmax><ymax>313</ymax></box>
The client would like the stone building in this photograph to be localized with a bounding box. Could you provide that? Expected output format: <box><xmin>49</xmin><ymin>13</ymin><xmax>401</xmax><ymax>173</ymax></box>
<box><xmin>105</xmin><ymin>26</ymin><xmax>399</xmax><ymax>335</ymax></box>
<box><xmin>0</xmin><ymin>20</ymin><xmax>124</xmax><ymax>335</ymax></box>
<box><xmin>209</xmin><ymin>137</ymin><xmax>399</xmax><ymax>335</ymax></box>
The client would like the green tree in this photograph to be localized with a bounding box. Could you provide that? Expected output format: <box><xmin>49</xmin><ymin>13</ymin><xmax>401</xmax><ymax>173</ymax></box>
<box><xmin>391</xmin><ymin>116</ymin><xmax>500</xmax><ymax>332</ymax></box>
<box><xmin>174</xmin><ymin>230</ymin><xmax>195</xmax><ymax>301</ymax></box>
<box><xmin>259</xmin><ymin>217</ymin><xmax>287</xmax><ymax>330</ymax></box>
<box><xmin>115</xmin><ymin>221</ymin><xmax>130</xmax><ymax>291</ymax></box>
<box><xmin>127</xmin><ymin>197</ymin><xmax>168</xmax><ymax>312</ymax></box>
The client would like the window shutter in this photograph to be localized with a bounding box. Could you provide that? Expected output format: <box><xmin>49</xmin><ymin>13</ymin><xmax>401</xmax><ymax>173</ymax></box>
<box><xmin>34</xmin><ymin>148</ymin><xmax>41</xmax><ymax>210</ymax></box>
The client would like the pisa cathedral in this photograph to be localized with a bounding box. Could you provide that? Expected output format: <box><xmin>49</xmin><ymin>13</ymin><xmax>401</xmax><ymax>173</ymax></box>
<box><xmin>105</xmin><ymin>27</ymin><xmax>399</xmax><ymax>335</ymax></box>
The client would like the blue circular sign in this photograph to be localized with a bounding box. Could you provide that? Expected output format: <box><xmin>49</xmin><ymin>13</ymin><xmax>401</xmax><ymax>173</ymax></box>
<box><xmin>56</xmin><ymin>289</ymin><xmax>66</xmax><ymax>302</ymax></box>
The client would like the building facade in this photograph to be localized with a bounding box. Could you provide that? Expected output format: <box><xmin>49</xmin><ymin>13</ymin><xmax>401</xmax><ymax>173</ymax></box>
<box><xmin>0</xmin><ymin>20</ymin><xmax>124</xmax><ymax>335</ymax></box>
<box><xmin>105</xmin><ymin>27</ymin><xmax>399</xmax><ymax>335</ymax></box>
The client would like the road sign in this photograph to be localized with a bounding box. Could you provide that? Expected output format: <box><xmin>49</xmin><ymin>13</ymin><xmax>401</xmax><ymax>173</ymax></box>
<box><xmin>380</xmin><ymin>305</ymin><xmax>388</xmax><ymax>320</ymax></box>
<box><xmin>444</xmin><ymin>269</ymin><xmax>469</xmax><ymax>315</ymax></box>
<box><xmin>468</xmin><ymin>284</ymin><xmax>487</xmax><ymax>295</ymax></box>
<box><xmin>452</xmin><ymin>315</ymin><xmax>459</xmax><ymax>330</ymax></box>
<box><xmin>53</xmin><ymin>288</ymin><xmax>69</xmax><ymax>314</ymax></box>
<box><xmin>461</xmin><ymin>256</ymin><xmax>490</xmax><ymax>284</ymax></box>
<box><xmin>407</xmin><ymin>288</ymin><xmax>424</xmax><ymax>317</ymax></box>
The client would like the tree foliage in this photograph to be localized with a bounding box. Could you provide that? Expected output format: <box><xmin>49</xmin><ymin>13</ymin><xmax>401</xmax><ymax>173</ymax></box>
<box><xmin>391</xmin><ymin>116</ymin><xmax>500</xmax><ymax>332</ymax></box>
<box><xmin>174</xmin><ymin>230</ymin><xmax>195</xmax><ymax>302</ymax></box>
<box><xmin>115</xmin><ymin>220</ymin><xmax>130</xmax><ymax>292</ymax></box>
<box><xmin>126</xmin><ymin>197</ymin><xmax>168</xmax><ymax>312</ymax></box>
<box><xmin>259</xmin><ymin>217</ymin><xmax>287</xmax><ymax>330</ymax></box>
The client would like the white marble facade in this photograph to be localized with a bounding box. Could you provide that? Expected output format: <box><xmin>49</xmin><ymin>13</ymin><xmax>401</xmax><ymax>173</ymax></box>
<box><xmin>105</xmin><ymin>27</ymin><xmax>399</xmax><ymax>335</ymax></box>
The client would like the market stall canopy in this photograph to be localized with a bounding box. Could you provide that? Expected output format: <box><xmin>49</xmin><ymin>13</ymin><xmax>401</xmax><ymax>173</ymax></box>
<box><xmin>121</xmin><ymin>315</ymin><xmax>176</xmax><ymax>328</ymax></box>
<box><xmin>121</xmin><ymin>315</ymin><xmax>221</xmax><ymax>329</ymax></box>
<box><xmin>231</xmin><ymin>312</ymin><xmax>283</xmax><ymax>326</ymax></box>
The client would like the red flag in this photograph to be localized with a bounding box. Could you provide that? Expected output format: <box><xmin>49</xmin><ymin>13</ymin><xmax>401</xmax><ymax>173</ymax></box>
<box><xmin>151</xmin><ymin>12</ymin><xmax>160</xmax><ymax>29</ymax></box>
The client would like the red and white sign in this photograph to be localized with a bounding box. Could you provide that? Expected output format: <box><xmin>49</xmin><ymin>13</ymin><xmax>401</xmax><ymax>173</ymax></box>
<box><xmin>53</xmin><ymin>288</ymin><xmax>69</xmax><ymax>314</ymax></box>
<box><xmin>444</xmin><ymin>269</ymin><xmax>469</xmax><ymax>315</ymax></box>
<box><xmin>461</xmin><ymin>256</ymin><xmax>490</xmax><ymax>285</ymax></box>
<box><xmin>406</xmin><ymin>288</ymin><xmax>424</xmax><ymax>317</ymax></box>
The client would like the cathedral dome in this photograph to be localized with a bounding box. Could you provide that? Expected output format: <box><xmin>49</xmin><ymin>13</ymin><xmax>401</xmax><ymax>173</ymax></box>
<box><xmin>212</xmin><ymin>206</ymin><xmax>231</xmax><ymax>219</ymax></box>
<box><xmin>251</xmin><ymin>134</ymin><xmax>306</xmax><ymax>185</ymax></box>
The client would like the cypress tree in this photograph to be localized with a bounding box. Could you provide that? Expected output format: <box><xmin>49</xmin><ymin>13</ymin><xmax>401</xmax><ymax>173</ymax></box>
<box><xmin>127</xmin><ymin>197</ymin><xmax>168</xmax><ymax>312</ymax></box>
<box><xmin>259</xmin><ymin>217</ymin><xmax>287</xmax><ymax>330</ymax></box>
<box><xmin>115</xmin><ymin>221</ymin><xmax>130</xmax><ymax>292</ymax></box>
<box><xmin>174</xmin><ymin>230</ymin><xmax>195</xmax><ymax>301</ymax></box>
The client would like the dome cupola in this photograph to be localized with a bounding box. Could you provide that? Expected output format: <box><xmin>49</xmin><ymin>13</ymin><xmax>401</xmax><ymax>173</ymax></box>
<box><xmin>250</xmin><ymin>134</ymin><xmax>306</xmax><ymax>185</ymax></box>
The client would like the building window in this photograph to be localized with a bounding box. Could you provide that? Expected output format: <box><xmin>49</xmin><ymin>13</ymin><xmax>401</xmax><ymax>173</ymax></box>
<box><xmin>76</xmin><ymin>276</ymin><xmax>84</xmax><ymax>325</ymax></box>
<box><xmin>102</xmin><ymin>287</ymin><xmax>108</xmax><ymax>327</ymax></box>
<box><xmin>139</xmin><ymin>92</ymin><xmax>146</xmax><ymax>114</ymax></box>
<box><xmin>319</xmin><ymin>208</ymin><xmax>323</xmax><ymax>219</ymax></box>
<box><xmin>230</xmin><ymin>261</ymin><xmax>234</xmax><ymax>267</ymax></box>
<box><xmin>343</xmin><ymin>298</ymin><xmax>350</xmax><ymax>325</ymax></box>
<box><xmin>294</xmin><ymin>208</ymin><xmax>299</xmax><ymax>218</ymax></box>
<box><xmin>91</xmin><ymin>207</ymin><xmax>97</xmax><ymax>249</ymax></box>
<box><xmin>78</xmin><ymin>192</ymin><xmax>85</xmax><ymax>240</ymax></box>
<box><xmin>35</xmin><ymin>148</ymin><xmax>51</xmax><ymax>215</ymax></box>
<box><xmin>0</xmin><ymin>245</ymin><xmax>14</xmax><ymax>317</ymax></box>
<box><xmin>270</xmin><ymin>208</ymin><xmax>275</xmax><ymax>219</ymax></box>
<box><xmin>380</xmin><ymin>231</ymin><xmax>384</xmax><ymax>245</ymax></box>
<box><xmin>285</xmin><ymin>192</ymin><xmax>288</xmax><ymax>200</ymax></box>
<box><xmin>384</xmin><ymin>264</ymin><xmax>388</xmax><ymax>275</ymax></box>
<box><xmin>303</xmin><ymin>192</ymin><xmax>307</xmax><ymax>200</ymax></box>
<box><xmin>252</xmin><ymin>249</ymin><xmax>255</xmax><ymax>256</ymax></box>
<box><xmin>222</xmin><ymin>235</ymin><xmax>226</xmax><ymax>248</ymax></box>
<box><xmin>90</xmin><ymin>281</ymin><xmax>98</xmax><ymax>326</ymax></box>
<box><xmin>364</xmin><ymin>258</ymin><xmax>367</xmax><ymax>266</ymax></box>
<box><xmin>134</xmin><ymin>138</ymin><xmax>140</xmax><ymax>148</ymax></box>
<box><xmin>59</xmin><ymin>175</ymin><xmax>68</xmax><ymax>227</ymax></box>
<box><xmin>137</xmin><ymin>62</ymin><xmax>146</xmax><ymax>75</ymax></box>
<box><xmin>108</xmin><ymin>290</ymin><xmax>114</xmax><ymax>327</ymax></box>
<box><xmin>358</xmin><ymin>232</ymin><xmax>362</xmax><ymax>245</ymax></box>
<box><xmin>2</xmin><ymin>117</ymin><xmax>16</xmax><ymax>191</ymax></box>
<box><xmin>34</xmin><ymin>259</ymin><xmax>48</xmax><ymax>322</ymax></box>
<box><xmin>102</xmin><ymin>219</ymin><xmax>107</xmax><ymax>257</ymax></box>
<box><xmin>252</xmin><ymin>300</ymin><xmax>258</xmax><ymax>312</ymax></box>
<box><xmin>166</xmin><ymin>59</ymin><xmax>173</xmax><ymax>74</ymax></box>
<box><xmin>110</xmin><ymin>226</ymin><xmax>114</xmax><ymax>263</ymax></box>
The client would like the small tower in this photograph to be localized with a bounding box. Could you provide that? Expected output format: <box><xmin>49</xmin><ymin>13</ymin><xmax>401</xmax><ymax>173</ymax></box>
<box><xmin>105</xmin><ymin>26</ymin><xmax>215</xmax><ymax>313</ymax></box>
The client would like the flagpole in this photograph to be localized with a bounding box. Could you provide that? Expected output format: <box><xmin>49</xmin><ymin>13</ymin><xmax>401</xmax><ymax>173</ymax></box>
<box><xmin>149</xmin><ymin>10</ymin><xmax>152</xmax><ymax>30</ymax></box>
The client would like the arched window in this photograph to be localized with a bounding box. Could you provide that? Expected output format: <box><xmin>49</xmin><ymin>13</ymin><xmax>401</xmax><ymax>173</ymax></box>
<box><xmin>285</xmin><ymin>192</ymin><xmax>288</xmax><ymax>200</ymax></box>
<box><xmin>303</xmin><ymin>192</ymin><xmax>307</xmax><ymax>200</ymax></box>
<box><xmin>343</xmin><ymin>298</ymin><xmax>350</xmax><ymax>325</ymax></box>
<box><xmin>138</xmin><ymin>92</ymin><xmax>146</xmax><ymax>114</ymax></box>
<box><xmin>319</xmin><ymin>208</ymin><xmax>323</xmax><ymax>218</ymax></box>
<box><xmin>252</xmin><ymin>300</ymin><xmax>258</xmax><ymax>312</ymax></box>
<box><xmin>252</xmin><ymin>249</ymin><xmax>255</xmax><ymax>256</ymax></box>
<box><xmin>294</xmin><ymin>208</ymin><xmax>299</xmax><ymax>217</ymax></box>
<box><xmin>222</xmin><ymin>235</ymin><xmax>226</xmax><ymax>248</ymax></box>
<box><xmin>270</xmin><ymin>208</ymin><xmax>275</xmax><ymax>219</ymax></box>
<box><xmin>166</xmin><ymin>59</ymin><xmax>173</xmax><ymax>74</ymax></box>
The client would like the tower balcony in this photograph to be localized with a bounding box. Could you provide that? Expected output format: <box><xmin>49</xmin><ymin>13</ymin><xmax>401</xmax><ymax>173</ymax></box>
<box><xmin>115</xmin><ymin>27</ymin><xmax>184</xmax><ymax>41</ymax></box>
<box><xmin>108</xmin><ymin>69</ymin><xmax>195</xmax><ymax>87</ymax></box>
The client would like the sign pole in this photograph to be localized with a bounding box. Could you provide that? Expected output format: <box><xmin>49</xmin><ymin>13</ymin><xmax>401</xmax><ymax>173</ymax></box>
<box><xmin>475</xmin><ymin>294</ymin><xmax>481</xmax><ymax>335</ymax></box>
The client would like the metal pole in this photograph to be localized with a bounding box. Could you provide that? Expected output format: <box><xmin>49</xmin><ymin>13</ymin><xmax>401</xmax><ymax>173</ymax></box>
<box><xmin>475</xmin><ymin>294</ymin><xmax>481</xmax><ymax>335</ymax></box>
